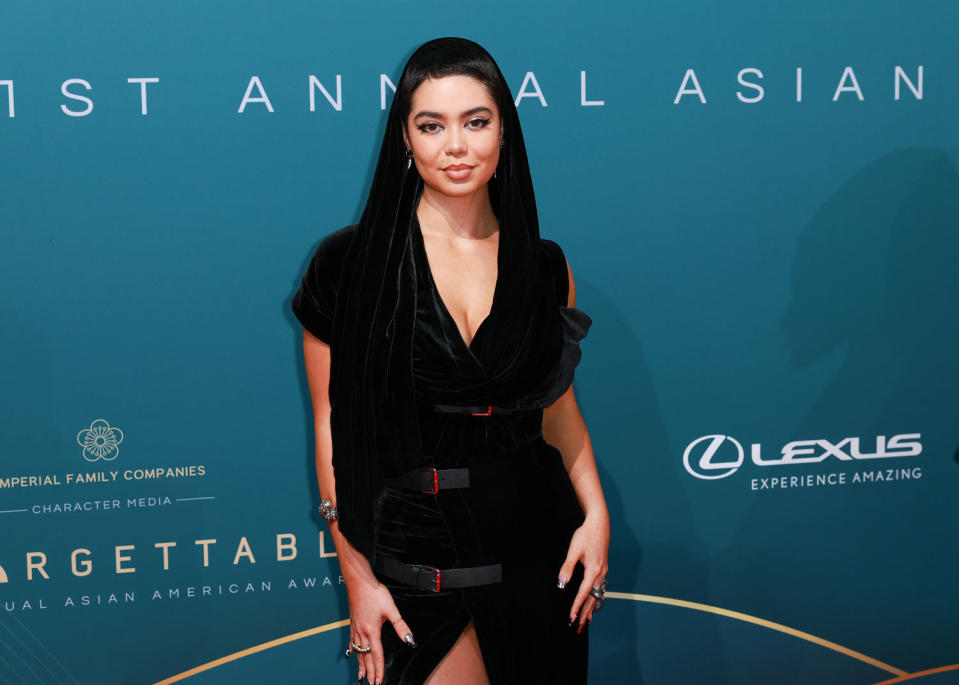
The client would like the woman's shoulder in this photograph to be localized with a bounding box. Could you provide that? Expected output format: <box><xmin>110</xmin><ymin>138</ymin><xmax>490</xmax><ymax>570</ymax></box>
<box><xmin>311</xmin><ymin>224</ymin><xmax>358</xmax><ymax>264</ymax></box>
<box><xmin>291</xmin><ymin>225</ymin><xmax>358</xmax><ymax>343</ymax></box>
<box><xmin>538</xmin><ymin>237</ymin><xmax>566</xmax><ymax>261</ymax></box>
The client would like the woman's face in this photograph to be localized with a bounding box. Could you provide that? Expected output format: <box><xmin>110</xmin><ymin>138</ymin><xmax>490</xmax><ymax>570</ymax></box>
<box><xmin>404</xmin><ymin>74</ymin><xmax>502</xmax><ymax>199</ymax></box>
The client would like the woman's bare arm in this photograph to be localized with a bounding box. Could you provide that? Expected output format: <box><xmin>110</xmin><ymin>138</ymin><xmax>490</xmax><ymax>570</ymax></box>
<box><xmin>302</xmin><ymin>330</ymin><xmax>414</xmax><ymax>684</ymax></box>
<box><xmin>302</xmin><ymin>331</ymin><xmax>382</xmax><ymax>591</ymax></box>
<box><xmin>541</xmin><ymin>259</ymin><xmax>610</xmax><ymax>630</ymax></box>
<box><xmin>543</xmin><ymin>387</ymin><xmax>606</xmax><ymax>523</ymax></box>
<box><xmin>542</xmin><ymin>258</ymin><xmax>608</xmax><ymax>523</ymax></box>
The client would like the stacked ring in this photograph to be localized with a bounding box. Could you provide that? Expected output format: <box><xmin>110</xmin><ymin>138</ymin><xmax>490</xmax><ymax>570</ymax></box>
<box><xmin>346</xmin><ymin>641</ymin><xmax>372</xmax><ymax>657</ymax></box>
<box><xmin>589</xmin><ymin>577</ymin><xmax>609</xmax><ymax>612</ymax></box>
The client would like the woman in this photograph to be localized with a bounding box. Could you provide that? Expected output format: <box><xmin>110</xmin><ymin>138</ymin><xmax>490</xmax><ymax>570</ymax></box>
<box><xmin>292</xmin><ymin>37</ymin><xmax>609</xmax><ymax>684</ymax></box>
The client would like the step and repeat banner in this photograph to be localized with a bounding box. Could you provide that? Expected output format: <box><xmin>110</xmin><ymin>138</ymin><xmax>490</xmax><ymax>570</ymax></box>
<box><xmin>2</xmin><ymin>1</ymin><xmax>957</xmax><ymax>683</ymax></box>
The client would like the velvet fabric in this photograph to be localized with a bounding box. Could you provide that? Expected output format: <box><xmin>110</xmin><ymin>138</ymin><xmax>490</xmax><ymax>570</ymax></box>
<box><xmin>290</xmin><ymin>37</ymin><xmax>594</xmax><ymax>682</ymax></box>
<box><xmin>293</xmin><ymin>218</ymin><xmax>593</xmax><ymax>682</ymax></box>
<box><xmin>291</xmin><ymin>41</ymin><xmax>578</xmax><ymax>565</ymax></box>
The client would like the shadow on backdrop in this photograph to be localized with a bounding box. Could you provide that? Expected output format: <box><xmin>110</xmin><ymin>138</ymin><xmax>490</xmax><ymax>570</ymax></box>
<box><xmin>715</xmin><ymin>146</ymin><xmax>959</xmax><ymax>682</ymax></box>
<box><xmin>576</xmin><ymin>281</ymin><xmax>727</xmax><ymax>684</ymax></box>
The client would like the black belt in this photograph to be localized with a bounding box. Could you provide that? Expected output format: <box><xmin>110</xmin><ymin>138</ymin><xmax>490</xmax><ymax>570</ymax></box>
<box><xmin>375</xmin><ymin>555</ymin><xmax>502</xmax><ymax>592</ymax></box>
<box><xmin>386</xmin><ymin>466</ymin><xmax>470</xmax><ymax>494</ymax></box>
<box><xmin>432</xmin><ymin>403</ymin><xmax>516</xmax><ymax>416</ymax></box>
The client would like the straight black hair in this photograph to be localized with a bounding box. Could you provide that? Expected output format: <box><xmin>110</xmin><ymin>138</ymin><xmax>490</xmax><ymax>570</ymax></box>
<box><xmin>324</xmin><ymin>37</ymin><xmax>554</xmax><ymax>563</ymax></box>
<box><xmin>395</xmin><ymin>37</ymin><xmax>510</xmax><ymax>139</ymax></box>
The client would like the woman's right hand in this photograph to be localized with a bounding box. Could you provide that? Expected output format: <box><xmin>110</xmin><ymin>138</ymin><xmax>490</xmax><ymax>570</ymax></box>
<box><xmin>347</xmin><ymin>577</ymin><xmax>416</xmax><ymax>685</ymax></box>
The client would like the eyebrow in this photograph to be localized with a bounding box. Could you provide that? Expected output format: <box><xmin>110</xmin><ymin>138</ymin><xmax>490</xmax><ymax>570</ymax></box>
<box><xmin>413</xmin><ymin>106</ymin><xmax>493</xmax><ymax>121</ymax></box>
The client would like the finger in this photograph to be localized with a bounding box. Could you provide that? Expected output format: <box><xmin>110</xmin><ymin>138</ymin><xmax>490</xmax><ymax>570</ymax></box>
<box><xmin>363</xmin><ymin>651</ymin><xmax>375</xmax><ymax>683</ymax></box>
<box><xmin>356</xmin><ymin>633</ymin><xmax>371</xmax><ymax>682</ymax></box>
<box><xmin>348</xmin><ymin>628</ymin><xmax>361</xmax><ymax>675</ymax></box>
<box><xmin>389</xmin><ymin>613</ymin><xmax>416</xmax><ymax>648</ymax></box>
<box><xmin>370</xmin><ymin>628</ymin><xmax>385</xmax><ymax>685</ymax></box>
<box><xmin>557</xmin><ymin>552</ymin><xmax>577</xmax><ymax>589</ymax></box>
<box><xmin>577</xmin><ymin>595</ymin><xmax>596</xmax><ymax>634</ymax></box>
<box><xmin>569</xmin><ymin>566</ymin><xmax>601</xmax><ymax>622</ymax></box>
<box><xmin>583</xmin><ymin>567</ymin><xmax>609</xmax><ymax>626</ymax></box>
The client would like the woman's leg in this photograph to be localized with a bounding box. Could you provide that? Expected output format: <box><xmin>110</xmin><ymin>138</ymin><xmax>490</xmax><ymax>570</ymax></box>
<box><xmin>423</xmin><ymin>620</ymin><xmax>490</xmax><ymax>685</ymax></box>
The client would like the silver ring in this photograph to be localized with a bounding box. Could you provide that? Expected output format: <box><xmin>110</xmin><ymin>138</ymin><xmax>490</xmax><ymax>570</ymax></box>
<box><xmin>351</xmin><ymin>641</ymin><xmax>372</xmax><ymax>654</ymax></box>
<box><xmin>590</xmin><ymin>578</ymin><xmax>608</xmax><ymax>612</ymax></box>
<box><xmin>590</xmin><ymin>578</ymin><xmax>608</xmax><ymax>598</ymax></box>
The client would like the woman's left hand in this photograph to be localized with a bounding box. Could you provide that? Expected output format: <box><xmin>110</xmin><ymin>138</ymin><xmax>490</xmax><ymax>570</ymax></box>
<box><xmin>558</xmin><ymin>510</ymin><xmax>610</xmax><ymax>633</ymax></box>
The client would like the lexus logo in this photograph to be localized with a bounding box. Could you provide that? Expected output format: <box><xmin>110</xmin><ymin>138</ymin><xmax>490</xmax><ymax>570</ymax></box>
<box><xmin>683</xmin><ymin>433</ymin><xmax>922</xmax><ymax>480</ymax></box>
<box><xmin>683</xmin><ymin>434</ymin><xmax>744</xmax><ymax>480</ymax></box>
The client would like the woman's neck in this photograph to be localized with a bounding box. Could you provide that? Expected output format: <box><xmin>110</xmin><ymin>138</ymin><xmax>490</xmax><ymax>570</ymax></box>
<box><xmin>417</xmin><ymin>184</ymin><xmax>499</xmax><ymax>240</ymax></box>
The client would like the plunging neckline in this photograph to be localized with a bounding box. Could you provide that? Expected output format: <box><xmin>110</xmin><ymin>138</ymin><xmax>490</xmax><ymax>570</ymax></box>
<box><xmin>413</xmin><ymin>213</ymin><xmax>501</xmax><ymax>353</ymax></box>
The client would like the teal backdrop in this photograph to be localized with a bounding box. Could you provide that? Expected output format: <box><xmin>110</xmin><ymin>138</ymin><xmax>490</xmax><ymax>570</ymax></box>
<box><xmin>1</xmin><ymin>1</ymin><xmax>957</xmax><ymax>683</ymax></box>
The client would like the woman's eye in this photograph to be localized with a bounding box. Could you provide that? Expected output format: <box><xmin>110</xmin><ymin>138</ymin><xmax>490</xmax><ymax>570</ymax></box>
<box><xmin>417</xmin><ymin>122</ymin><xmax>441</xmax><ymax>133</ymax></box>
<box><xmin>466</xmin><ymin>118</ymin><xmax>490</xmax><ymax>129</ymax></box>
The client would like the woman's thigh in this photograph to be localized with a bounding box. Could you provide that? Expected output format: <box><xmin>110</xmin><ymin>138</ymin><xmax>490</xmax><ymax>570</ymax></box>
<box><xmin>423</xmin><ymin>620</ymin><xmax>490</xmax><ymax>685</ymax></box>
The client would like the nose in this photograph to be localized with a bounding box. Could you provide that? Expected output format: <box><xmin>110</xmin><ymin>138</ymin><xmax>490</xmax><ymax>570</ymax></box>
<box><xmin>445</xmin><ymin>128</ymin><xmax>467</xmax><ymax>157</ymax></box>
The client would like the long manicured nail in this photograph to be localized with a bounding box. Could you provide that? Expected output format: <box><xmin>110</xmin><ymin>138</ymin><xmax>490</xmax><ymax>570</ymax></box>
<box><xmin>567</xmin><ymin>616</ymin><xmax>575</xmax><ymax>627</ymax></box>
<box><xmin>557</xmin><ymin>574</ymin><xmax>568</xmax><ymax>589</ymax></box>
<box><xmin>577</xmin><ymin>620</ymin><xmax>585</xmax><ymax>634</ymax></box>
<box><xmin>403</xmin><ymin>632</ymin><xmax>417</xmax><ymax>648</ymax></box>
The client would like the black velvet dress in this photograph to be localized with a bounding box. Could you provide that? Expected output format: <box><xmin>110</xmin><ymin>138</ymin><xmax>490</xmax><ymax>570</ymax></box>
<box><xmin>293</xmin><ymin>218</ymin><xmax>592</xmax><ymax>684</ymax></box>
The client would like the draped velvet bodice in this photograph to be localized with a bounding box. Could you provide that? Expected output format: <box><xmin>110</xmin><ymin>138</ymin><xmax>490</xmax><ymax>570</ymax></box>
<box><xmin>408</xmin><ymin>216</ymin><xmax>592</xmax><ymax>463</ymax></box>
<box><xmin>292</xmin><ymin>221</ymin><xmax>591</xmax><ymax>466</ymax></box>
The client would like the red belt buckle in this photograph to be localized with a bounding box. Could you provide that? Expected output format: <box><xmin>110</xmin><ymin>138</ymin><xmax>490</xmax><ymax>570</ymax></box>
<box><xmin>415</xmin><ymin>564</ymin><xmax>442</xmax><ymax>592</ymax></box>
<box><xmin>470</xmin><ymin>405</ymin><xmax>493</xmax><ymax>417</ymax></box>
<box><xmin>421</xmin><ymin>467</ymin><xmax>439</xmax><ymax>495</ymax></box>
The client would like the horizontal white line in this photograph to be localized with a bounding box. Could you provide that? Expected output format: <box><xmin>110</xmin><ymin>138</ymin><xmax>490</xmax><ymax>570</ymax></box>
<box><xmin>0</xmin><ymin>508</ymin><xmax>28</xmax><ymax>514</ymax></box>
<box><xmin>175</xmin><ymin>496</ymin><xmax>216</xmax><ymax>502</ymax></box>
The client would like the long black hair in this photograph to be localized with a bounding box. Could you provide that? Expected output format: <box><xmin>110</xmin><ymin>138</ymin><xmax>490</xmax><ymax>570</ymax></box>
<box><xmin>326</xmin><ymin>37</ymin><xmax>553</xmax><ymax>563</ymax></box>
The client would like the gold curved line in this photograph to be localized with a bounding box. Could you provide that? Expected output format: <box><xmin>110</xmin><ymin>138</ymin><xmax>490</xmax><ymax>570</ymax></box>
<box><xmin>154</xmin><ymin>593</ymin><xmax>914</xmax><ymax>682</ymax></box>
<box><xmin>152</xmin><ymin>618</ymin><xmax>350</xmax><ymax>684</ymax></box>
<box><xmin>606</xmin><ymin>592</ymin><xmax>908</xmax><ymax>677</ymax></box>
<box><xmin>872</xmin><ymin>663</ymin><xmax>959</xmax><ymax>684</ymax></box>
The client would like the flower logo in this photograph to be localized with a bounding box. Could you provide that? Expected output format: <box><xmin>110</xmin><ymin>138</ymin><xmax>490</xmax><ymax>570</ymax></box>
<box><xmin>77</xmin><ymin>419</ymin><xmax>124</xmax><ymax>462</ymax></box>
